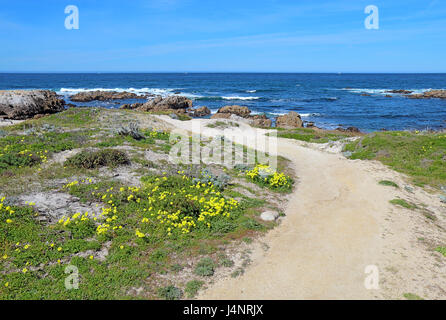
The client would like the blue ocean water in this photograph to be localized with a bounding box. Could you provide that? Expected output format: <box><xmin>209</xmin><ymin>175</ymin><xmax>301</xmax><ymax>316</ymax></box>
<box><xmin>1</xmin><ymin>73</ymin><xmax>445</xmax><ymax>132</ymax></box>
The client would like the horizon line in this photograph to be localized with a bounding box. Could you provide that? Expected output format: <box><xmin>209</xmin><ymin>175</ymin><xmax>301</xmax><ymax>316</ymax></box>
<box><xmin>1</xmin><ymin>71</ymin><xmax>446</xmax><ymax>74</ymax></box>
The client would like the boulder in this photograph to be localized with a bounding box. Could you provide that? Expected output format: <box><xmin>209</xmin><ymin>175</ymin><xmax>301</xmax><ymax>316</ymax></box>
<box><xmin>260</xmin><ymin>211</ymin><xmax>279</xmax><ymax>222</ymax></box>
<box><xmin>70</xmin><ymin>90</ymin><xmax>148</xmax><ymax>102</ymax></box>
<box><xmin>215</xmin><ymin>105</ymin><xmax>251</xmax><ymax>118</ymax></box>
<box><xmin>193</xmin><ymin>106</ymin><xmax>211</xmax><ymax>117</ymax></box>
<box><xmin>306</xmin><ymin>122</ymin><xmax>315</xmax><ymax>128</ymax></box>
<box><xmin>120</xmin><ymin>103</ymin><xmax>143</xmax><ymax>110</ymax></box>
<box><xmin>386</xmin><ymin>90</ymin><xmax>413</xmax><ymax>94</ymax></box>
<box><xmin>276</xmin><ymin>111</ymin><xmax>303</xmax><ymax>128</ymax></box>
<box><xmin>408</xmin><ymin>90</ymin><xmax>446</xmax><ymax>99</ymax></box>
<box><xmin>250</xmin><ymin>114</ymin><xmax>272</xmax><ymax>128</ymax></box>
<box><xmin>336</xmin><ymin>126</ymin><xmax>361</xmax><ymax>133</ymax></box>
<box><xmin>0</xmin><ymin>90</ymin><xmax>65</xmax><ymax>120</ymax></box>
<box><xmin>211</xmin><ymin>113</ymin><xmax>231</xmax><ymax>120</ymax></box>
<box><xmin>138</xmin><ymin>95</ymin><xmax>193</xmax><ymax>113</ymax></box>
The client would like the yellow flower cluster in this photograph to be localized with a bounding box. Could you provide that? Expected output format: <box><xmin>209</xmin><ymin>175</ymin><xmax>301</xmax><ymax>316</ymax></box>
<box><xmin>246</xmin><ymin>164</ymin><xmax>291</xmax><ymax>189</ymax></box>
<box><xmin>58</xmin><ymin>212</ymin><xmax>90</xmax><ymax>226</ymax></box>
<box><xmin>1</xmin><ymin>197</ymin><xmax>16</xmax><ymax>224</ymax></box>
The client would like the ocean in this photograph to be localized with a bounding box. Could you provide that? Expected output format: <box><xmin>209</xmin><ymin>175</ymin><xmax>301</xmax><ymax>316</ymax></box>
<box><xmin>1</xmin><ymin>73</ymin><xmax>445</xmax><ymax>132</ymax></box>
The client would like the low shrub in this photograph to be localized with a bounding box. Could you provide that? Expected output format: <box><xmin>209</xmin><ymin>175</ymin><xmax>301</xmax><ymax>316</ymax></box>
<box><xmin>185</xmin><ymin>280</ymin><xmax>204</xmax><ymax>298</ymax></box>
<box><xmin>157</xmin><ymin>285</ymin><xmax>183</xmax><ymax>300</ymax></box>
<box><xmin>65</xmin><ymin>149</ymin><xmax>130</xmax><ymax>169</ymax></box>
<box><xmin>194</xmin><ymin>257</ymin><xmax>215</xmax><ymax>277</ymax></box>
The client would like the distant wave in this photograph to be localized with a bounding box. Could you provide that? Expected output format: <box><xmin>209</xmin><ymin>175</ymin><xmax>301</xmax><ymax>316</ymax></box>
<box><xmin>196</xmin><ymin>96</ymin><xmax>261</xmax><ymax>101</ymax></box>
<box><xmin>222</xmin><ymin>96</ymin><xmax>260</xmax><ymax>101</ymax></box>
<box><xmin>245</xmin><ymin>90</ymin><xmax>257</xmax><ymax>93</ymax></box>
<box><xmin>57</xmin><ymin>87</ymin><xmax>205</xmax><ymax>99</ymax></box>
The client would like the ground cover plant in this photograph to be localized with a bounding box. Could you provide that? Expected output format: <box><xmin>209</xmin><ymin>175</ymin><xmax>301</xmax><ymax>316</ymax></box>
<box><xmin>344</xmin><ymin>131</ymin><xmax>446</xmax><ymax>188</ymax></box>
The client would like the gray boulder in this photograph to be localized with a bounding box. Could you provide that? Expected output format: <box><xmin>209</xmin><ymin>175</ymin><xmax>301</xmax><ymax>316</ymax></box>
<box><xmin>0</xmin><ymin>90</ymin><xmax>65</xmax><ymax>120</ymax></box>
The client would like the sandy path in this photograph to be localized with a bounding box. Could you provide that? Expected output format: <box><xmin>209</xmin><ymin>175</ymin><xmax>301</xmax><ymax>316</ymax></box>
<box><xmin>158</xmin><ymin>116</ymin><xmax>446</xmax><ymax>300</ymax></box>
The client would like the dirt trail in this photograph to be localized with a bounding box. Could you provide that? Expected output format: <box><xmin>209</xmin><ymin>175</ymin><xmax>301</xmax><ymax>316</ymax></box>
<box><xmin>159</xmin><ymin>116</ymin><xmax>446</xmax><ymax>300</ymax></box>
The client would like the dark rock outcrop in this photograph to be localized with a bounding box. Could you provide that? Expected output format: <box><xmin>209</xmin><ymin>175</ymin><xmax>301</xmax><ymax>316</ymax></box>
<box><xmin>137</xmin><ymin>95</ymin><xmax>193</xmax><ymax>113</ymax></box>
<box><xmin>250</xmin><ymin>114</ymin><xmax>272</xmax><ymax>128</ymax></box>
<box><xmin>386</xmin><ymin>90</ymin><xmax>413</xmax><ymax>94</ymax></box>
<box><xmin>276</xmin><ymin>111</ymin><xmax>303</xmax><ymax>128</ymax></box>
<box><xmin>70</xmin><ymin>90</ymin><xmax>148</xmax><ymax>102</ymax></box>
<box><xmin>193</xmin><ymin>106</ymin><xmax>211</xmax><ymax>118</ymax></box>
<box><xmin>120</xmin><ymin>103</ymin><xmax>143</xmax><ymax>110</ymax></box>
<box><xmin>0</xmin><ymin>90</ymin><xmax>65</xmax><ymax>120</ymax></box>
<box><xmin>336</xmin><ymin>126</ymin><xmax>361</xmax><ymax>133</ymax></box>
<box><xmin>212</xmin><ymin>105</ymin><xmax>251</xmax><ymax>118</ymax></box>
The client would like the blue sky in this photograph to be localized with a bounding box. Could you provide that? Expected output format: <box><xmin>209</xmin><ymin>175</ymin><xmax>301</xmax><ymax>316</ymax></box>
<box><xmin>0</xmin><ymin>0</ymin><xmax>445</xmax><ymax>72</ymax></box>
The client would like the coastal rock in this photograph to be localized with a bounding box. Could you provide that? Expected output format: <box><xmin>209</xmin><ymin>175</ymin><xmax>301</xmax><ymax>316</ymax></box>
<box><xmin>0</xmin><ymin>90</ymin><xmax>65</xmax><ymax>120</ymax></box>
<box><xmin>306</xmin><ymin>122</ymin><xmax>315</xmax><ymax>128</ymax></box>
<box><xmin>70</xmin><ymin>90</ymin><xmax>148</xmax><ymax>102</ymax></box>
<box><xmin>408</xmin><ymin>90</ymin><xmax>446</xmax><ymax>99</ymax></box>
<box><xmin>193</xmin><ymin>106</ymin><xmax>211</xmax><ymax>117</ymax></box>
<box><xmin>260</xmin><ymin>211</ymin><xmax>279</xmax><ymax>222</ymax></box>
<box><xmin>138</xmin><ymin>95</ymin><xmax>193</xmax><ymax>113</ymax></box>
<box><xmin>250</xmin><ymin>114</ymin><xmax>272</xmax><ymax>128</ymax></box>
<box><xmin>120</xmin><ymin>103</ymin><xmax>143</xmax><ymax>110</ymax></box>
<box><xmin>336</xmin><ymin>126</ymin><xmax>361</xmax><ymax>133</ymax></box>
<box><xmin>211</xmin><ymin>113</ymin><xmax>231</xmax><ymax>120</ymax></box>
<box><xmin>215</xmin><ymin>105</ymin><xmax>251</xmax><ymax>118</ymax></box>
<box><xmin>386</xmin><ymin>90</ymin><xmax>413</xmax><ymax>94</ymax></box>
<box><xmin>276</xmin><ymin>111</ymin><xmax>303</xmax><ymax>128</ymax></box>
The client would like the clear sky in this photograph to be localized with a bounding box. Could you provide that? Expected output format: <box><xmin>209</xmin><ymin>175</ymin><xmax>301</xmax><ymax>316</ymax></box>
<box><xmin>0</xmin><ymin>0</ymin><xmax>445</xmax><ymax>72</ymax></box>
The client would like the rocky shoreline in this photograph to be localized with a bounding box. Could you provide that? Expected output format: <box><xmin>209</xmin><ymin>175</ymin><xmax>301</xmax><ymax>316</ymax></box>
<box><xmin>3</xmin><ymin>88</ymin><xmax>445</xmax><ymax>132</ymax></box>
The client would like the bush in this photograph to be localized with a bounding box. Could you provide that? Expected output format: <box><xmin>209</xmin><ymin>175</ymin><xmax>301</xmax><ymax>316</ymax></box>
<box><xmin>194</xmin><ymin>257</ymin><xmax>215</xmax><ymax>277</ymax></box>
<box><xmin>116</xmin><ymin>123</ymin><xmax>145</xmax><ymax>140</ymax></box>
<box><xmin>157</xmin><ymin>285</ymin><xmax>183</xmax><ymax>300</ymax></box>
<box><xmin>185</xmin><ymin>280</ymin><xmax>204</xmax><ymax>298</ymax></box>
<box><xmin>65</xmin><ymin>149</ymin><xmax>129</xmax><ymax>169</ymax></box>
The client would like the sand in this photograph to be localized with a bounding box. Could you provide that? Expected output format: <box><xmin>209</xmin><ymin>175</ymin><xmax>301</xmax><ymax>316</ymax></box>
<box><xmin>160</xmin><ymin>116</ymin><xmax>446</xmax><ymax>300</ymax></box>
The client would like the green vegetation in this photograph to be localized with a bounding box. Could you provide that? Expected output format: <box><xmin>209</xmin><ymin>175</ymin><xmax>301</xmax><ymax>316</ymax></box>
<box><xmin>379</xmin><ymin>180</ymin><xmax>399</xmax><ymax>188</ymax></box>
<box><xmin>435</xmin><ymin>246</ymin><xmax>446</xmax><ymax>257</ymax></box>
<box><xmin>403</xmin><ymin>293</ymin><xmax>424</xmax><ymax>300</ymax></box>
<box><xmin>207</xmin><ymin>121</ymin><xmax>240</xmax><ymax>129</ymax></box>
<box><xmin>185</xmin><ymin>280</ymin><xmax>204</xmax><ymax>298</ymax></box>
<box><xmin>157</xmin><ymin>285</ymin><xmax>183</xmax><ymax>300</ymax></box>
<box><xmin>194</xmin><ymin>257</ymin><xmax>216</xmax><ymax>277</ymax></box>
<box><xmin>65</xmin><ymin>149</ymin><xmax>130</xmax><ymax>169</ymax></box>
<box><xmin>0</xmin><ymin>108</ymin><xmax>290</xmax><ymax>299</ymax></box>
<box><xmin>273</xmin><ymin>127</ymin><xmax>356</xmax><ymax>144</ymax></box>
<box><xmin>344</xmin><ymin>131</ymin><xmax>446</xmax><ymax>188</ymax></box>
<box><xmin>241</xmin><ymin>164</ymin><xmax>293</xmax><ymax>192</ymax></box>
<box><xmin>389</xmin><ymin>199</ymin><xmax>417</xmax><ymax>210</ymax></box>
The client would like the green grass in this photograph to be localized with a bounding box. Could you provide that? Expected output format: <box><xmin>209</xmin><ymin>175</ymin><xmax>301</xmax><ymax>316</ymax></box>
<box><xmin>403</xmin><ymin>293</ymin><xmax>424</xmax><ymax>300</ymax></box>
<box><xmin>379</xmin><ymin>180</ymin><xmax>399</xmax><ymax>188</ymax></box>
<box><xmin>389</xmin><ymin>199</ymin><xmax>417</xmax><ymax>210</ymax></box>
<box><xmin>185</xmin><ymin>280</ymin><xmax>204</xmax><ymax>298</ymax></box>
<box><xmin>273</xmin><ymin>128</ymin><xmax>355</xmax><ymax>144</ymax></box>
<box><xmin>435</xmin><ymin>246</ymin><xmax>446</xmax><ymax>257</ymax></box>
<box><xmin>344</xmin><ymin>131</ymin><xmax>446</xmax><ymax>188</ymax></box>
<box><xmin>1</xmin><ymin>171</ymin><xmax>269</xmax><ymax>299</ymax></box>
<box><xmin>0</xmin><ymin>108</ymin><xmax>288</xmax><ymax>300</ymax></box>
